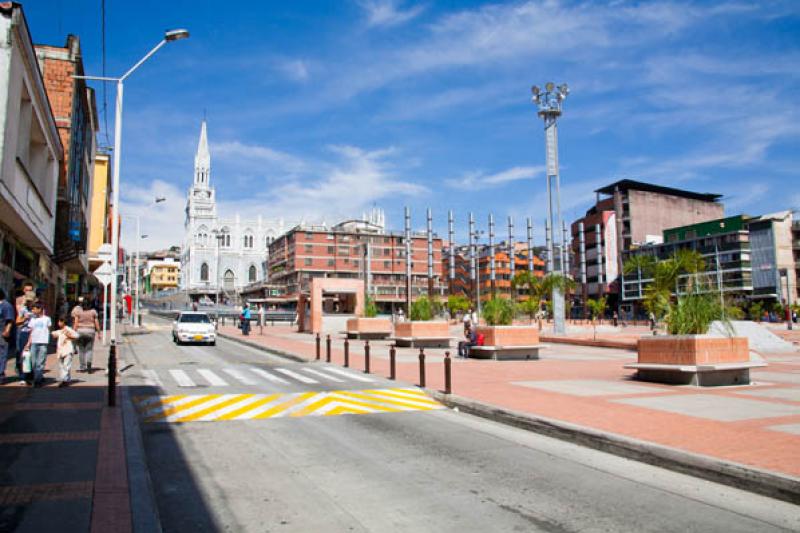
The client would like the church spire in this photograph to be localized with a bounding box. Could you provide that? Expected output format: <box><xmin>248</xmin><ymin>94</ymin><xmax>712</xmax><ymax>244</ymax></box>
<box><xmin>194</xmin><ymin>119</ymin><xmax>211</xmax><ymax>187</ymax></box>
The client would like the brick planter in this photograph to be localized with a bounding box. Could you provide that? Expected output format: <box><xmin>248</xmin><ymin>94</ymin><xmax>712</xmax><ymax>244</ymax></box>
<box><xmin>476</xmin><ymin>325</ymin><xmax>539</xmax><ymax>346</ymax></box>
<box><xmin>395</xmin><ymin>321</ymin><xmax>450</xmax><ymax>338</ymax></box>
<box><xmin>346</xmin><ymin>317</ymin><xmax>392</xmax><ymax>339</ymax></box>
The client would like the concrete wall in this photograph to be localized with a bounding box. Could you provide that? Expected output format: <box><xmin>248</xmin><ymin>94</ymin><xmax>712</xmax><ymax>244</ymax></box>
<box><xmin>628</xmin><ymin>190</ymin><xmax>724</xmax><ymax>246</ymax></box>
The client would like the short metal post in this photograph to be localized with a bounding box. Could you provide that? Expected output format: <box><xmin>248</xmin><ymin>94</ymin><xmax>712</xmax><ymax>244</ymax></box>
<box><xmin>444</xmin><ymin>351</ymin><xmax>451</xmax><ymax>394</ymax></box>
<box><xmin>344</xmin><ymin>338</ymin><xmax>350</xmax><ymax>367</ymax></box>
<box><xmin>364</xmin><ymin>340</ymin><xmax>370</xmax><ymax>374</ymax></box>
<box><xmin>418</xmin><ymin>347</ymin><xmax>426</xmax><ymax>388</ymax></box>
<box><xmin>108</xmin><ymin>342</ymin><xmax>117</xmax><ymax>407</ymax></box>
<box><xmin>315</xmin><ymin>333</ymin><xmax>320</xmax><ymax>360</ymax></box>
<box><xmin>326</xmin><ymin>334</ymin><xmax>331</xmax><ymax>363</ymax></box>
<box><xmin>389</xmin><ymin>345</ymin><xmax>396</xmax><ymax>380</ymax></box>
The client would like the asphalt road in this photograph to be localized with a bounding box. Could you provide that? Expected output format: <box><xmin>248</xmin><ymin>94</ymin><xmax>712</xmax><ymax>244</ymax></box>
<box><xmin>123</xmin><ymin>318</ymin><xmax>800</xmax><ymax>533</ymax></box>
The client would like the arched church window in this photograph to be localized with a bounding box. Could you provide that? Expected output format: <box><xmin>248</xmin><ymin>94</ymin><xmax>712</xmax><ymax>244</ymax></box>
<box><xmin>224</xmin><ymin>269</ymin><xmax>235</xmax><ymax>290</ymax></box>
<box><xmin>249</xmin><ymin>265</ymin><xmax>257</xmax><ymax>282</ymax></box>
<box><xmin>200</xmin><ymin>263</ymin><xmax>209</xmax><ymax>281</ymax></box>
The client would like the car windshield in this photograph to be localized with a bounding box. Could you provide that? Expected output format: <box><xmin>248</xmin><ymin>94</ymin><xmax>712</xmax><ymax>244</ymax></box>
<box><xmin>179</xmin><ymin>314</ymin><xmax>211</xmax><ymax>323</ymax></box>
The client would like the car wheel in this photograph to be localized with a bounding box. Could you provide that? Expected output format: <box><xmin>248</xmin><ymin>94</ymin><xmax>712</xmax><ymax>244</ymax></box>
<box><xmin>209</xmin><ymin>341</ymin><xmax>216</xmax><ymax>346</ymax></box>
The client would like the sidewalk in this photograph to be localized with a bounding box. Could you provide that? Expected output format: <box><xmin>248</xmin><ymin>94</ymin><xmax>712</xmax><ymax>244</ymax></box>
<box><xmin>0</xmin><ymin>344</ymin><xmax>131</xmax><ymax>532</ymax></box>
<box><xmin>219</xmin><ymin>322</ymin><xmax>800</xmax><ymax>502</ymax></box>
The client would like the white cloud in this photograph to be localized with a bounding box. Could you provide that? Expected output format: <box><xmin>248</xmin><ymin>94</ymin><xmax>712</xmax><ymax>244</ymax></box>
<box><xmin>447</xmin><ymin>165</ymin><xmax>544</xmax><ymax>189</ymax></box>
<box><xmin>358</xmin><ymin>0</ymin><xmax>425</xmax><ymax>27</ymax></box>
<box><xmin>724</xmin><ymin>183</ymin><xmax>771</xmax><ymax>212</ymax></box>
<box><xmin>277</xmin><ymin>59</ymin><xmax>311</xmax><ymax>82</ymax></box>
<box><xmin>120</xmin><ymin>180</ymin><xmax>187</xmax><ymax>253</ymax></box>
<box><xmin>212</xmin><ymin>140</ymin><xmax>307</xmax><ymax>173</ymax></box>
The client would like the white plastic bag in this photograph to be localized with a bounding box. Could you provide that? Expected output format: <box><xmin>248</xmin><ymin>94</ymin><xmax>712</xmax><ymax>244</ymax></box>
<box><xmin>21</xmin><ymin>350</ymin><xmax>32</xmax><ymax>373</ymax></box>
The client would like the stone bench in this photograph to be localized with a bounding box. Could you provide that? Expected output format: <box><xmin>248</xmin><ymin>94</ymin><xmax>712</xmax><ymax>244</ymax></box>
<box><xmin>624</xmin><ymin>361</ymin><xmax>767</xmax><ymax>386</ymax></box>
<box><xmin>345</xmin><ymin>330</ymin><xmax>392</xmax><ymax>340</ymax></box>
<box><xmin>469</xmin><ymin>345</ymin><xmax>541</xmax><ymax>361</ymax></box>
<box><xmin>392</xmin><ymin>336</ymin><xmax>453</xmax><ymax>349</ymax></box>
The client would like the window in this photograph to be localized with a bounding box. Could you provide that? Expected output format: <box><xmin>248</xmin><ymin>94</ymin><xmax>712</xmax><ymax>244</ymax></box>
<box><xmin>327</xmin><ymin>259</ymin><xmax>335</xmax><ymax>266</ymax></box>
<box><xmin>243</xmin><ymin>235</ymin><xmax>254</xmax><ymax>248</ymax></box>
<box><xmin>383</xmin><ymin>261</ymin><xmax>390</xmax><ymax>268</ymax></box>
<box><xmin>305</xmin><ymin>244</ymin><xmax>313</xmax><ymax>253</ymax></box>
<box><xmin>306</xmin><ymin>232</ymin><xmax>314</xmax><ymax>240</ymax></box>
<box><xmin>249</xmin><ymin>265</ymin><xmax>257</xmax><ymax>282</ymax></box>
<box><xmin>327</xmin><ymin>246</ymin><xmax>334</xmax><ymax>253</ymax></box>
<box><xmin>200</xmin><ymin>263</ymin><xmax>209</xmax><ymax>281</ymax></box>
<box><xmin>304</xmin><ymin>258</ymin><xmax>312</xmax><ymax>266</ymax></box>
<box><xmin>224</xmin><ymin>270</ymin><xmax>235</xmax><ymax>290</ymax></box>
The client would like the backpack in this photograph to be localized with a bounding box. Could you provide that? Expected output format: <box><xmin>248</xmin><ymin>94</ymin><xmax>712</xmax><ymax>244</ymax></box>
<box><xmin>476</xmin><ymin>333</ymin><xmax>485</xmax><ymax>346</ymax></box>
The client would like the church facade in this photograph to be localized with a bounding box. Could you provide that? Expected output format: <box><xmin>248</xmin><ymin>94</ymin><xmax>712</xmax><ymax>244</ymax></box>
<box><xmin>181</xmin><ymin>121</ymin><xmax>289</xmax><ymax>301</ymax></box>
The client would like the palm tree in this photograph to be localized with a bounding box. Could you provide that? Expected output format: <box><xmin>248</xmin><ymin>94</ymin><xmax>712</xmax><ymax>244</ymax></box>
<box><xmin>512</xmin><ymin>271</ymin><xmax>544</xmax><ymax>322</ymax></box>
<box><xmin>586</xmin><ymin>296</ymin><xmax>607</xmax><ymax>340</ymax></box>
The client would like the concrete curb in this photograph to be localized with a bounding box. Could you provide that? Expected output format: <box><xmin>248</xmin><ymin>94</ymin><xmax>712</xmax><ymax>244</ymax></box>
<box><xmin>217</xmin><ymin>332</ymin><xmax>307</xmax><ymax>363</ymax></box>
<box><xmin>429</xmin><ymin>391</ymin><xmax>800</xmax><ymax>505</ymax></box>
<box><xmin>121</xmin><ymin>351</ymin><xmax>163</xmax><ymax>532</ymax></box>
<box><xmin>539</xmin><ymin>335</ymin><xmax>638</xmax><ymax>351</ymax></box>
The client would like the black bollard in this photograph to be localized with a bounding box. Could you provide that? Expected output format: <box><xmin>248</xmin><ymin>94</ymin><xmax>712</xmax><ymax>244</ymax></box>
<box><xmin>444</xmin><ymin>351</ymin><xmax>452</xmax><ymax>394</ymax></box>
<box><xmin>389</xmin><ymin>345</ymin><xmax>396</xmax><ymax>380</ymax></box>
<box><xmin>315</xmin><ymin>333</ymin><xmax>321</xmax><ymax>360</ymax></box>
<box><xmin>418</xmin><ymin>347</ymin><xmax>426</xmax><ymax>388</ymax></box>
<box><xmin>326</xmin><ymin>334</ymin><xmax>331</xmax><ymax>363</ymax></box>
<box><xmin>344</xmin><ymin>338</ymin><xmax>350</xmax><ymax>368</ymax></box>
<box><xmin>364</xmin><ymin>340</ymin><xmax>371</xmax><ymax>374</ymax></box>
<box><xmin>108</xmin><ymin>341</ymin><xmax>117</xmax><ymax>407</ymax></box>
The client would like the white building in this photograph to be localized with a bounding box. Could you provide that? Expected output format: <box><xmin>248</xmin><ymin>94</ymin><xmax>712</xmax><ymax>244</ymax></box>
<box><xmin>181</xmin><ymin>120</ymin><xmax>289</xmax><ymax>301</ymax></box>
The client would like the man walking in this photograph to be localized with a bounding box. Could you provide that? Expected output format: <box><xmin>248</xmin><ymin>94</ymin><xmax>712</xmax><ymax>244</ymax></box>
<box><xmin>0</xmin><ymin>289</ymin><xmax>15</xmax><ymax>380</ymax></box>
<box><xmin>71</xmin><ymin>296</ymin><xmax>100</xmax><ymax>373</ymax></box>
<box><xmin>24</xmin><ymin>301</ymin><xmax>51</xmax><ymax>387</ymax></box>
<box><xmin>241</xmin><ymin>303</ymin><xmax>251</xmax><ymax>336</ymax></box>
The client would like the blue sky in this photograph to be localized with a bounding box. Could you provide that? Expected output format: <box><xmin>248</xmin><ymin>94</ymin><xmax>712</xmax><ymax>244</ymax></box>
<box><xmin>24</xmin><ymin>1</ymin><xmax>800</xmax><ymax>251</ymax></box>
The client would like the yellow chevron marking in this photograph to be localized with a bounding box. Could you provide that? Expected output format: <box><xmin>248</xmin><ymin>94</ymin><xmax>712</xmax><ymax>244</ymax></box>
<box><xmin>175</xmin><ymin>394</ymin><xmax>253</xmax><ymax>422</ymax></box>
<box><xmin>136</xmin><ymin>388</ymin><xmax>442</xmax><ymax>423</ymax></box>
<box><xmin>217</xmin><ymin>394</ymin><xmax>281</xmax><ymax>420</ymax></box>
<box><xmin>339</xmin><ymin>390</ymin><xmax>440</xmax><ymax>410</ymax></box>
<box><xmin>252</xmin><ymin>392</ymin><xmax>317</xmax><ymax>419</ymax></box>
<box><xmin>146</xmin><ymin>395</ymin><xmax>222</xmax><ymax>422</ymax></box>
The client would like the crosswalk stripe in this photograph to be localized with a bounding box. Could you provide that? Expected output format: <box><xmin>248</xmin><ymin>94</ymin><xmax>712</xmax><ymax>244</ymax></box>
<box><xmin>360</xmin><ymin>389</ymin><xmax>441</xmax><ymax>407</ymax></box>
<box><xmin>141</xmin><ymin>369</ymin><xmax>163</xmax><ymax>387</ymax></box>
<box><xmin>252</xmin><ymin>392</ymin><xmax>317</xmax><ymax>419</ymax></box>
<box><xmin>225</xmin><ymin>394</ymin><xmax>285</xmax><ymax>420</ymax></box>
<box><xmin>366</xmin><ymin>388</ymin><xmax>432</xmax><ymax>402</ymax></box>
<box><xmin>301</xmin><ymin>368</ymin><xmax>345</xmax><ymax>382</ymax></box>
<box><xmin>169</xmin><ymin>369</ymin><xmax>196</xmax><ymax>388</ymax></box>
<box><xmin>275</xmin><ymin>368</ymin><xmax>318</xmax><ymax>384</ymax></box>
<box><xmin>197</xmin><ymin>369</ymin><xmax>228</xmax><ymax>387</ymax></box>
<box><xmin>222</xmin><ymin>368</ymin><xmax>258</xmax><ymax>385</ymax></box>
<box><xmin>216</xmin><ymin>394</ymin><xmax>281</xmax><ymax>421</ymax></box>
<box><xmin>319</xmin><ymin>367</ymin><xmax>375</xmax><ymax>382</ymax></box>
<box><xmin>146</xmin><ymin>395</ymin><xmax>222</xmax><ymax>422</ymax></box>
<box><xmin>335</xmin><ymin>390</ymin><xmax>440</xmax><ymax>410</ymax></box>
<box><xmin>137</xmin><ymin>395</ymin><xmax>190</xmax><ymax>416</ymax></box>
<box><xmin>174</xmin><ymin>394</ymin><xmax>252</xmax><ymax>422</ymax></box>
<box><xmin>248</xmin><ymin>367</ymin><xmax>289</xmax><ymax>384</ymax></box>
<box><xmin>162</xmin><ymin>394</ymin><xmax>239</xmax><ymax>423</ymax></box>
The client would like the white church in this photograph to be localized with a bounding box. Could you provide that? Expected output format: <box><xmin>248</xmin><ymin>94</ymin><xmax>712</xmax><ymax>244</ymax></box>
<box><xmin>180</xmin><ymin>120</ymin><xmax>290</xmax><ymax>301</ymax></box>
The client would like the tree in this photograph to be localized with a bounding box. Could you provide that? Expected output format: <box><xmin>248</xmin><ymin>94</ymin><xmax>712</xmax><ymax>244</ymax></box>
<box><xmin>363</xmin><ymin>295</ymin><xmax>378</xmax><ymax>318</ymax></box>
<box><xmin>511</xmin><ymin>271</ymin><xmax>545</xmax><ymax>321</ymax></box>
<box><xmin>483</xmin><ymin>297</ymin><xmax>515</xmax><ymax>326</ymax></box>
<box><xmin>585</xmin><ymin>297</ymin><xmax>607</xmax><ymax>340</ymax></box>
<box><xmin>409</xmin><ymin>296</ymin><xmax>434</xmax><ymax>321</ymax></box>
<box><xmin>447</xmin><ymin>294</ymin><xmax>471</xmax><ymax>318</ymax></box>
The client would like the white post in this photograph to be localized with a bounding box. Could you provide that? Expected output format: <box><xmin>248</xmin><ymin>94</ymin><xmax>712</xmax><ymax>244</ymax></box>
<box><xmin>134</xmin><ymin>216</ymin><xmax>140</xmax><ymax>326</ymax></box>
<box><xmin>109</xmin><ymin>80</ymin><xmax>123</xmax><ymax>345</ymax></box>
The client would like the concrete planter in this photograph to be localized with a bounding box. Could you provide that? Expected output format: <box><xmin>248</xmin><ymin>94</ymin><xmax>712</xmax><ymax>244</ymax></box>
<box><xmin>346</xmin><ymin>317</ymin><xmax>392</xmax><ymax>339</ymax></box>
<box><xmin>475</xmin><ymin>325</ymin><xmax>539</xmax><ymax>346</ymax></box>
<box><xmin>637</xmin><ymin>335</ymin><xmax>749</xmax><ymax>365</ymax></box>
<box><xmin>395</xmin><ymin>321</ymin><xmax>450</xmax><ymax>338</ymax></box>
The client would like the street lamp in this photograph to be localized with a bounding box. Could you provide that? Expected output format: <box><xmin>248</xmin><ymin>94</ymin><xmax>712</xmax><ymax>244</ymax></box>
<box><xmin>75</xmin><ymin>29</ymin><xmax>189</xmax><ymax>347</ymax></box>
<box><xmin>473</xmin><ymin>229</ymin><xmax>486</xmax><ymax>320</ymax></box>
<box><xmin>212</xmin><ymin>228</ymin><xmax>227</xmax><ymax>321</ymax></box>
<box><xmin>532</xmin><ymin>81</ymin><xmax>569</xmax><ymax>334</ymax></box>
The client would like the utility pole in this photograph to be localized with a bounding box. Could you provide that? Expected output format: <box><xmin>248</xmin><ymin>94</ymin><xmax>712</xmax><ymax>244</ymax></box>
<box><xmin>448</xmin><ymin>210</ymin><xmax>455</xmax><ymax>294</ymax></box>
<box><xmin>469</xmin><ymin>212</ymin><xmax>476</xmax><ymax>307</ymax></box>
<box><xmin>508</xmin><ymin>216</ymin><xmax>515</xmax><ymax>297</ymax></box>
<box><xmin>427</xmin><ymin>208</ymin><xmax>434</xmax><ymax>297</ymax></box>
<box><xmin>489</xmin><ymin>213</ymin><xmax>496</xmax><ymax>297</ymax></box>
<box><xmin>579</xmin><ymin>222</ymin><xmax>587</xmax><ymax>316</ymax></box>
<box><xmin>405</xmin><ymin>206</ymin><xmax>412</xmax><ymax>315</ymax></box>
<box><xmin>532</xmin><ymin>82</ymin><xmax>569</xmax><ymax>334</ymax></box>
<box><xmin>526</xmin><ymin>217</ymin><xmax>534</xmax><ymax>273</ymax></box>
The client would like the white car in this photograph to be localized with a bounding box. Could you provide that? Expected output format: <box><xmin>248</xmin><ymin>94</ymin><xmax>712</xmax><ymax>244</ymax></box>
<box><xmin>172</xmin><ymin>312</ymin><xmax>216</xmax><ymax>346</ymax></box>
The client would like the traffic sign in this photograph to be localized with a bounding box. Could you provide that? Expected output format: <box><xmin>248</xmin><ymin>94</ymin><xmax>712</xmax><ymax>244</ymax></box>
<box><xmin>97</xmin><ymin>243</ymin><xmax>113</xmax><ymax>261</ymax></box>
<box><xmin>93</xmin><ymin>261</ymin><xmax>114</xmax><ymax>286</ymax></box>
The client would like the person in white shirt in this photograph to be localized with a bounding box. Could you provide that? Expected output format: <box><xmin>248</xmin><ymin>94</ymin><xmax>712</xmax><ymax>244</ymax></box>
<box><xmin>52</xmin><ymin>316</ymin><xmax>78</xmax><ymax>387</ymax></box>
<box><xmin>24</xmin><ymin>301</ymin><xmax>51</xmax><ymax>387</ymax></box>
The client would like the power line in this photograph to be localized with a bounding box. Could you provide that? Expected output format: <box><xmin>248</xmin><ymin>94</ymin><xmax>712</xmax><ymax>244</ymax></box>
<box><xmin>101</xmin><ymin>0</ymin><xmax>110</xmax><ymax>147</ymax></box>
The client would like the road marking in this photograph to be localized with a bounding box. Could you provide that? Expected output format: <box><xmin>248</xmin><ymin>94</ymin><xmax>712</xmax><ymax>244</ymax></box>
<box><xmin>274</xmin><ymin>368</ymin><xmax>318</xmax><ymax>384</ymax></box>
<box><xmin>301</xmin><ymin>368</ymin><xmax>344</xmax><ymax>382</ymax></box>
<box><xmin>197</xmin><ymin>369</ymin><xmax>229</xmax><ymax>387</ymax></box>
<box><xmin>222</xmin><ymin>367</ymin><xmax>258</xmax><ymax>385</ymax></box>
<box><xmin>134</xmin><ymin>388</ymin><xmax>443</xmax><ymax>423</ymax></box>
<box><xmin>319</xmin><ymin>367</ymin><xmax>375</xmax><ymax>382</ymax></box>
<box><xmin>169</xmin><ymin>369</ymin><xmax>196</xmax><ymax>388</ymax></box>
<box><xmin>248</xmin><ymin>366</ymin><xmax>289</xmax><ymax>384</ymax></box>
<box><xmin>141</xmin><ymin>369</ymin><xmax>163</xmax><ymax>387</ymax></box>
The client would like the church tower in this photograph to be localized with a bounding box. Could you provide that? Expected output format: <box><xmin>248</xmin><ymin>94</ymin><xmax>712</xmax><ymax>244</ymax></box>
<box><xmin>185</xmin><ymin>120</ymin><xmax>217</xmax><ymax>224</ymax></box>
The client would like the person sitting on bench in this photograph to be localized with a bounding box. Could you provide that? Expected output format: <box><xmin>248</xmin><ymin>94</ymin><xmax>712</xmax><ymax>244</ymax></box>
<box><xmin>458</xmin><ymin>326</ymin><xmax>477</xmax><ymax>359</ymax></box>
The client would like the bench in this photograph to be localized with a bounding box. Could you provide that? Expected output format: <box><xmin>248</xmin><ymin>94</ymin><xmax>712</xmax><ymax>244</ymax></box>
<box><xmin>392</xmin><ymin>336</ymin><xmax>453</xmax><ymax>348</ymax></box>
<box><xmin>346</xmin><ymin>330</ymin><xmax>392</xmax><ymax>340</ymax></box>
<box><xmin>469</xmin><ymin>345</ymin><xmax>541</xmax><ymax>361</ymax></box>
<box><xmin>624</xmin><ymin>361</ymin><xmax>767</xmax><ymax>386</ymax></box>
<box><xmin>259</xmin><ymin>313</ymin><xmax>296</xmax><ymax>326</ymax></box>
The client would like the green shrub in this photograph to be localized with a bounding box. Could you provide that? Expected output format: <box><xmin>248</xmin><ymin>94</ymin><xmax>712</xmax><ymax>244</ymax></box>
<box><xmin>447</xmin><ymin>294</ymin><xmax>471</xmax><ymax>316</ymax></box>
<box><xmin>409</xmin><ymin>296</ymin><xmax>434</xmax><ymax>321</ymax></box>
<box><xmin>666</xmin><ymin>293</ymin><xmax>724</xmax><ymax>335</ymax></box>
<box><xmin>363</xmin><ymin>295</ymin><xmax>378</xmax><ymax>318</ymax></box>
<box><xmin>748</xmin><ymin>302</ymin><xmax>764</xmax><ymax>321</ymax></box>
<box><xmin>482</xmin><ymin>297</ymin><xmax>515</xmax><ymax>326</ymax></box>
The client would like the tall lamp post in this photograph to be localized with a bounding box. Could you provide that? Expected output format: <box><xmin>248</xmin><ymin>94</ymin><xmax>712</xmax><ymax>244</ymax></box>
<box><xmin>75</xmin><ymin>29</ymin><xmax>189</xmax><ymax>347</ymax></box>
<box><xmin>212</xmin><ymin>228</ymin><xmax>227</xmax><ymax>322</ymax></box>
<box><xmin>531</xmin><ymin>82</ymin><xmax>569</xmax><ymax>334</ymax></box>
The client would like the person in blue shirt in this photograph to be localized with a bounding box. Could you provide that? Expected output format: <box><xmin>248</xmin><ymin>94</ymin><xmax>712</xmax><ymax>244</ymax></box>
<box><xmin>0</xmin><ymin>289</ymin><xmax>16</xmax><ymax>381</ymax></box>
<box><xmin>241</xmin><ymin>303</ymin><xmax>251</xmax><ymax>336</ymax></box>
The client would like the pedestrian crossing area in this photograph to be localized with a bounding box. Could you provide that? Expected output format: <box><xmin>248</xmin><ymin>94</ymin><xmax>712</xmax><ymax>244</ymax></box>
<box><xmin>134</xmin><ymin>387</ymin><xmax>444</xmax><ymax>423</ymax></box>
<box><xmin>136</xmin><ymin>365</ymin><xmax>377</xmax><ymax>389</ymax></box>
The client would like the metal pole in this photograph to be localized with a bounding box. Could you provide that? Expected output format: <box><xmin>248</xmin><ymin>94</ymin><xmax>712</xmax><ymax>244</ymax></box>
<box><xmin>389</xmin><ymin>345</ymin><xmax>396</xmax><ymax>380</ymax></box>
<box><xmin>109</xmin><ymin>80</ymin><xmax>123</xmax><ymax>345</ymax></box>
<box><xmin>595</xmin><ymin>224</ymin><xmax>604</xmax><ymax>295</ymax></box>
<box><xmin>469</xmin><ymin>213</ymin><xmax>476</xmax><ymax>304</ymax></box>
<box><xmin>444</xmin><ymin>351</ymin><xmax>451</xmax><ymax>395</ymax></box>
<box><xmin>107</xmin><ymin>341</ymin><xmax>117</xmax><ymax>406</ymax></box>
<box><xmin>488</xmin><ymin>213</ymin><xmax>496</xmax><ymax>296</ymax></box>
<box><xmin>344</xmin><ymin>337</ymin><xmax>350</xmax><ymax>367</ymax></box>
<box><xmin>475</xmin><ymin>233</ymin><xmax>482</xmax><ymax>320</ymax></box>
<box><xmin>579</xmin><ymin>222</ymin><xmax>587</xmax><ymax>316</ymax></box>
<box><xmin>427</xmin><ymin>208</ymin><xmax>434</xmax><ymax>296</ymax></box>
<box><xmin>562</xmin><ymin>221</ymin><xmax>570</xmax><ymax>278</ymax></box>
<box><xmin>418</xmin><ymin>347</ymin><xmax>426</xmax><ymax>388</ymax></box>
<box><xmin>405</xmin><ymin>206</ymin><xmax>412</xmax><ymax>314</ymax></box>
<box><xmin>364</xmin><ymin>340</ymin><xmax>370</xmax><ymax>374</ymax></box>
<box><xmin>134</xmin><ymin>216</ymin><xmax>140</xmax><ymax>327</ymax></box>
<box><xmin>508</xmin><ymin>216</ymin><xmax>515</xmax><ymax>294</ymax></box>
<box><xmin>365</xmin><ymin>239</ymin><xmax>371</xmax><ymax>297</ymax></box>
<box><xmin>315</xmin><ymin>333</ymin><xmax>320</xmax><ymax>360</ymax></box>
<box><xmin>326</xmin><ymin>334</ymin><xmax>331</xmax><ymax>363</ymax></box>
<box><xmin>545</xmin><ymin>219</ymin><xmax>552</xmax><ymax>273</ymax></box>
<box><xmin>448</xmin><ymin>210</ymin><xmax>455</xmax><ymax>293</ymax></box>
<box><xmin>715</xmin><ymin>240</ymin><xmax>724</xmax><ymax>320</ymax></box>
<box><xmin>527</xmin><ymin>217</ymin><xmax>534</xmax><ymax>273</ymax></box>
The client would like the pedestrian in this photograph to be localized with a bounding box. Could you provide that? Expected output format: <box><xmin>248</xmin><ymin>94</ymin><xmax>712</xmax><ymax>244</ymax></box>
<box><xmin>192</xmin><ymin>300</ymin><xmax>199</xmax><ymax>311</ymax></box>
<box><xmin>612</xmin><ymin>311</ymin><xmax>618</xmax><ymax>327</ymax></box>
<box><xmin>240</xmin><ymin>302</ymin><xmax>251</xmax><ymax>336</ymax></box>
<box><xmin>0</xmin><ymin>289</ymin><xmax>15</xmax><ymax>381</ymax></box>
<box><xmin>71</xmin><ymin>296</ymin><xmax>100</xmax><ymax>373</ymax></box>
<box><xmin>124</xmin><ymin>293</ymin><xmax>133</xmax><ymax>321</ymax></box>
<box><xmin>51</xmin><ymin>316</ymin><xmax>78</xmax><ymax>387</ymax></box>
<box><xmin>24</xmin><ymin>301</ymin><xmax>51</xmax><ymax>387</ymax></box>
<box><xmin>396</xmin><ymin>307</ymin><xmax>404</xmax><ymax>323</ymax></box>
<box><xmin>463</xmin><ymin>307</ymin><xmax>473</xmax><ymax>333</ymax></box>
<box><xmin>458</xmin><ymin>326</ymin><xmax>477</xmax><ymax>358</ymax></box>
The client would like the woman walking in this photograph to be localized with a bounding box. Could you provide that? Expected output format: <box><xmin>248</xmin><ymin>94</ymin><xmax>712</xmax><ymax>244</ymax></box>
<box><xmin>71</xmin><ymin>296</ymin><xmax>100</xmax><ymax>374</ymax></box>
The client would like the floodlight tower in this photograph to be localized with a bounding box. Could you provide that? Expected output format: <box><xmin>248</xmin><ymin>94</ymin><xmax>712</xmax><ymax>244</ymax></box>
<box><xmin>532</xmin><ymin>82</ymin><xmax>569</xmax><ymax>334</ymax></box>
